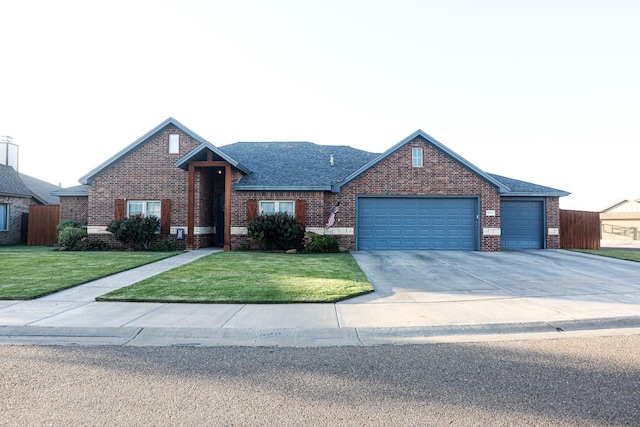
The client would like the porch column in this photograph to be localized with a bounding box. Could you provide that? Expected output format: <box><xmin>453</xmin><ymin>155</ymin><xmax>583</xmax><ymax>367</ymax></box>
<box><xmin>187</xmin><ymin>164</ymin><xmax>195</xmax><ymax>250</ymax></box>
<box><xmin>224</xmin><ymin>163</ymin><xmax>231</xmax><ymax>251</ymax></box>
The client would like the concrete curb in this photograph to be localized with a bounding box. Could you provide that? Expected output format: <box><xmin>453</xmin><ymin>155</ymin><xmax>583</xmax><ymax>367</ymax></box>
<box><xmin>3</xmin><ymin>316</ymin><xmax>640</xmax><ymax>347</ymax></box>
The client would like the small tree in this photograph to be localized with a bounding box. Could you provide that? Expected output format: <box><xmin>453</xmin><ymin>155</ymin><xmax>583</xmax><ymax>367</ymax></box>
<box><xmin>247</xmin><ymin>212</ymin><xmax>303</xmax><ymax>250</ymax></box>
<box><xmin>107</xmin><ymin>214</ymin><xmax>160</xmax><ymax>250</ymax></box>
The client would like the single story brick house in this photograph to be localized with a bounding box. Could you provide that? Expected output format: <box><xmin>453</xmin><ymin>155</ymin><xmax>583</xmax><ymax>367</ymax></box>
<box><xmin>55</xmin><ymin>117</ymin><xmax>569</xmax><ymax>251</ymax></box>
<box><xmin>0</xmin><ymin>164</ymin><xmax>60</xmax><ymax>245</ymax></box>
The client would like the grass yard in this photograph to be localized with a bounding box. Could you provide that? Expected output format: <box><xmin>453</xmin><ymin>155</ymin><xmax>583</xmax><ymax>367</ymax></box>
<box><xmin>97</xmin><ymin>252</ymin><xmax>374</xmax><ymax>303</ymax></box>
<box><xmin>0</xmin><ymin>246</ymin><xmax>180</xmax><ymax>299</ymax></box>
<box><xmin>573</xmin><ymin>249</ymin><xmax>640</xmax><ymax>263</ymax></box>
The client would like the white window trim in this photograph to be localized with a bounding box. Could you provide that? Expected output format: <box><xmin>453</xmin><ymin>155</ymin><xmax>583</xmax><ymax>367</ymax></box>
<box><xmin>169</xmin><ymin>134</ymin><xmax>180</xmax><ymax>154</ymax></box>
<box><xmin>412</xmin><ymin>147</ymin><xmax>423</xmax><ymax>167</ymax></box>
<box><xmin>0</xmin><ymin>203</ymin><xmax>8</xmax><ymax>231</ymax></box>
<box><xmin>259</xmin><ymin>200</ymin><xmax>295</xmax><ymax>216</ymax></box>
<box><xmin>126</xmin><ymin>200</ymin><xmax>162</xmax><ymax>219</ymax></box>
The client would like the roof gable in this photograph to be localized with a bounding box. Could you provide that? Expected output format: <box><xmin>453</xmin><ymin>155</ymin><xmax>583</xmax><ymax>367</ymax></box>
<box><xmin>332</xmin><ymin>130</ymin><xmax>509</xmax><ymax>193</ymax></box>
<box><xmin>79</xmin><ymin>117</ymin><xmax>229</xmax><ymax>184</ymax></box>
<box><xmin>601</xmin><ymin>199</ymin><xmax>640</xmax><ymax>213</ymax></box>
<box><xmin>175</xmin><ymin>142</ymin><xmax>252</xmax><ymax>174</ymax></box>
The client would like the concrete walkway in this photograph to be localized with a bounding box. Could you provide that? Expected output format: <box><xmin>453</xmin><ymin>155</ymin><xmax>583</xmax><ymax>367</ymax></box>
<box><xmin>1</xmin><ymin>248</ymin><xmax>640</xmax><ymax>347</ymax></box>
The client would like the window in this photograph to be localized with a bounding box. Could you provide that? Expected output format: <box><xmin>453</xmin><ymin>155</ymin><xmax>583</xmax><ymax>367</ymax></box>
<box><xmin>0</xmin><ymin>204</ymin><xmax>7</xmax><ymax>231</ymax></box>
<box><xmin>127</xmin><ymin>201</ymin><xmax>161</xmax><ymax>218</ymax></box>
<box><xmin>169</xmin><ymin>134</ymin><xmax>180</xmax><ymax>154</ymax></box>
<box><xmin>259</xmin><ymin>201</ymin><xmax>294</xmax><ymax>215</ymax></box>
<box><xmin>412</xmin><ymin>147</ymin><xmax>423</xmax><ymax>167</ymax></box>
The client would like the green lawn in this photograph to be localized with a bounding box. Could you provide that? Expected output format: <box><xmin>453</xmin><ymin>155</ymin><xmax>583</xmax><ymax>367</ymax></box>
<box><xmin>573</xmin><ymin>249</ymin><xmax>640</xmax><ymax>263</ymax></box>
<box><xmin>97</xmin><ymin>252</ymin><xmax>374</xmax><ymax>303</ymax></box>
<box><xmin>0</xmin><ymin>246</ymin><xmax>180</xmax><ymax>299</ymax></box>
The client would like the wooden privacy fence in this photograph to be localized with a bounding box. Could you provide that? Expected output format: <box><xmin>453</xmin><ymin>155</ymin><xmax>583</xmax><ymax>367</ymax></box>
<box><xmin>560</xmin><ymin>209</ymin><xmax>600</xmax><ymax>250</ymax></box>
<box><xmin>27</xmin><ymin>205</ymin><xmax>59</xmax><ymax>246</ymax></box>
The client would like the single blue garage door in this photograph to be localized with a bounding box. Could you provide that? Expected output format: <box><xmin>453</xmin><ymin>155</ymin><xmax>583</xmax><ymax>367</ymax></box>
<box><xmin>357</xmin><ymin>197</ymin><xmax>478</xmax><ymax>250</ymax></box>
<box><xmin>501</xmin><ymin>200</ymin><xmax>544</xmax><ymax>249</ymax></box>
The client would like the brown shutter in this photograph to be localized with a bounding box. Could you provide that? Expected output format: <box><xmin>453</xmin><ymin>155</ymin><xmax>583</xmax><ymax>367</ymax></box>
<box><xmin>295</xmin><ymin>199</ymin><xmax>306</xmax><ymax>229</ymax></box>
<box><xmin>247</xmin><ymin>199</ymin><xmax>258</xmax><ymax>222</ymax></box>
<box><xmin>114</xmin><ymin>199</ymin><xmax>125</xmax><ymax>220</ymax></box>
<box><xmin>160</xmin><ymin>199</ymin><xmax>171</xmax><ymax>235</ymax></box>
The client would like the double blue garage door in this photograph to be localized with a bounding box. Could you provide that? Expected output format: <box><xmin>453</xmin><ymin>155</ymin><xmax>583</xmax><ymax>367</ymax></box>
<box><xmin>357</xmin><ymin>197</ymin><xmax>478</xmax><ymax>250</ymax></box>
<box><xmin>357</xmin><ymin>197</ymin><xmax>545</xmax><ymax>250</ymax></box>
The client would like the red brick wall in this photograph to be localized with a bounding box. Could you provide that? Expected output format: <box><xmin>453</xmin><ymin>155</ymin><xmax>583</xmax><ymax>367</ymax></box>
<box><xmin>87</xmin><ymin>125</ymin><xmax>199</xmax><ymax>228</ymax></box>
<box><xmin>229</xmin><ymin>189</ymin><xmax>327</xmax><ymax>249</ymax></box>
<box><xmin>546</xmin><ymin>197</ymin><xmax>561</xmax><ymax>249</ymax></box>
<box><xmin>58</xmin><ymin>196</ymin><xmax>88</xmax><ymax>225</ymax></box>
<box><xmin>337</xmin><ymin>136</ymin><xmax>502</xmax><ymax>251</ymax></box>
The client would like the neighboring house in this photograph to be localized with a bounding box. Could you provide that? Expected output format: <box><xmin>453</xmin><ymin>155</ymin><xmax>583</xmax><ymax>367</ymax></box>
<box><xmin>600</xmin><ymin>198</ymin><xmax>640</xmax><ymax>241</ymax></box>
<box><xmin>57</xmin><ymin>117</ymin><xmax>569</xmax><ymax>251</ymax></box>
<box><xmin>0</xmin><ymin>164</ymin><xmax>61</xmax><ymax>244</ymax></box>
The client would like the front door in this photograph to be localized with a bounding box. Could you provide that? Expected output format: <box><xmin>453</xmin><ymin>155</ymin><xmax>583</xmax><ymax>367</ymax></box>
<box><xmin>216</xmin><ymin>194</ymin><xmax>225</xmax><ymax>246</ymax></box>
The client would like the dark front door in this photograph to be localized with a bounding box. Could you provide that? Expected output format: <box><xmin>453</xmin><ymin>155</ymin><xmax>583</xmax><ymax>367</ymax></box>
<box><xmin>216</xmin><ymin>194</ymin><xmax>225</xmax><ymax>246</ymax></box>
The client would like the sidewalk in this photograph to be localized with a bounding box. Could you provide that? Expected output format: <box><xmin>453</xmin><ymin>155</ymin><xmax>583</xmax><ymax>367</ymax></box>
<box><xmin>1</xmin><ymin>248</ymin><xmax>640</xmax><ymax>347</ymax></box>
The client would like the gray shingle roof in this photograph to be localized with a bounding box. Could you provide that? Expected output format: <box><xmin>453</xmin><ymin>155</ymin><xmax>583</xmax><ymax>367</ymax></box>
<box><xmin>18</xmin><ymin>173</ymin><xmax>61</xmax><ymax>204</ymax></box>
<box><xmin>51</xmin><ymin>184</ymin><xmax>88</xmax><ymax>197</ymax></box>
<box><xmin>488</xmin><ymin>174</ymin><xmax>570</xmax><ymax>197</ymax></box>
<box><xmin>0</xmin><ymin>164</ymin><xmax>31</xmax><ymax>197</ymax></box>
<box><xmin>0</xmin><ymin>164</ymin><xmax>61</xmax><ymax>204</ymax></box>
<box><xmin>219</xmin><ymin>142</ymin><xmax>379</xmax><ymax>190</ymax></box>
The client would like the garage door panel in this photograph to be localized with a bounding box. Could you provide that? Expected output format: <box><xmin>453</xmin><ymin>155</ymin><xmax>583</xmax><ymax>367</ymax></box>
<box><xmin>358</xmin><ymin>197</ymin><xmax>477</xmax><ymax>250</ymax></box>
<box><xmin>501</xmin><ymin>200</ymin><xmax>543</xmax><ymax>249</ymax></box>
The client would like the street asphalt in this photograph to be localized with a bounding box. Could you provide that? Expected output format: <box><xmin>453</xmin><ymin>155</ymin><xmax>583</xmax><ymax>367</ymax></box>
<box><xmin>1</xmin><ymin>247</ymin><xmax>640</xmax><ymax>347</ymax></box>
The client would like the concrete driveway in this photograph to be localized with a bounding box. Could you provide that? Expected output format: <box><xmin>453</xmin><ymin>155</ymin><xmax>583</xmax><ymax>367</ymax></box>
<box><xmin>344</xmin><ymin>250</ymin><xmax>640</xmax><ymax>328</ymax></box>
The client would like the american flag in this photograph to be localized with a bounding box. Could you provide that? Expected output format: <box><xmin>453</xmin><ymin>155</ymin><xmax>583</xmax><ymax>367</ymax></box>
<box><xmin>325</xmin><ymin>202</ymin><xmax>340</xmax><ymax>228</ymax></box>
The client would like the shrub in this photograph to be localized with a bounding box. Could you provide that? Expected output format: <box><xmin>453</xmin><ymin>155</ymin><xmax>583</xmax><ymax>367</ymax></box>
<box><xmin>76</xmin><ymin>238</ymin><xmax>110</xmax><ymax>251</ymax></box>
<box><xmin>58</xmin><ymin>226</ymin><xmax>88</xmax><ymax>250</ymax></box>
<box><xmin>57</xmin><ymin>219</ymin><xmax>81</xmax><ymax>232</ymax></box>
<box><xmin>153</xmin><ymin>240</ymin><xmax>178</xmax><ymax>252</ymax></box>
<box><xmin>107</xmin><ymin>214</ymin><xmax>161</xmax><ymax>250</ymax></box>
<box><xmin>303</xmin><ymin>232</ymin><xmax>340</xmax><ymax>253</ymax></box>
<box><xmin>247</xmin><ymin>212</ymin><xmax>303</xmax><ymax>250</ymax></box>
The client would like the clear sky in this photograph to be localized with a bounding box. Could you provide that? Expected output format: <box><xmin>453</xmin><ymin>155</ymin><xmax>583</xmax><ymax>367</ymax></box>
<box><xmin>1</xmin><ymin>0</ymin><xmax>638</xmax><ymax>211</ymax></box>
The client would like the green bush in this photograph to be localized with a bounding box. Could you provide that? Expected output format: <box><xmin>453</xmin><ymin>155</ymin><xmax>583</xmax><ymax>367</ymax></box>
<box><xmin>247</xmin><ymin>212</ymin><xmax>303</xmax><ymax>250</ymax></box>
<box><xmin>58</xmin><ymin>226</ymin><xmax>88</xmax><ymax>250</ymax></box>
<box><xmin>76</xmin><ymin>238</ymin><xmax>110</xmax><ymax>251</ymax></box>
<box><xmin>107</xmin><ymin>214</ymin><xmax>161</xmax><ymax>250</ymax></box>
<box><xmin>57</xmin><ymin>219</ymin><xmax>81</xmax><ymax>232</ymax></box>
<box><xmin>153</xmin><ymin>240</ymin><xmax>178</xmax><ymax>252</ymax></box>
<box><xmin>303</xmin><ymin>232</ymin><xmax>340</xmax><ymax>253</ymax></box>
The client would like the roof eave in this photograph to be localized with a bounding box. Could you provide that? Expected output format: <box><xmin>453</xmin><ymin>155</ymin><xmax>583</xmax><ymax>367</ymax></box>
<box><xmin>0</xmin><ymin>191</ymin><xmax>31</xmax><ymax>199</ymax></box>
<box><xmin>501</xmin><ymin>191</ymin><xmax>571</xmax><ymax>197</ymax></box>
<box><xmin>233</xmin><ymin>185</ymin><xmax>331</xmax><ymax>191</ymax></box>
<box><xmin>51</xmin><ymin>190</ymin><xmax>88</xmax><ymax>197</ymax></box>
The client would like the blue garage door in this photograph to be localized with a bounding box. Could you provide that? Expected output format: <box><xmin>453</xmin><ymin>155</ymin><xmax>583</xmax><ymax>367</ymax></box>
<box><xmin>357</xmin><ymin>197</ymin><xmax>478</xmax><ymax>250</ymax></box>
<box><xmin>501</xmin><ymin>200</ymin><xmax>544</xmax><ymax>249</ymax></box>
